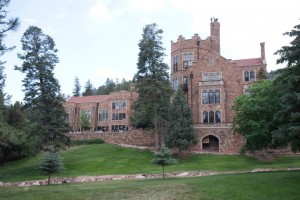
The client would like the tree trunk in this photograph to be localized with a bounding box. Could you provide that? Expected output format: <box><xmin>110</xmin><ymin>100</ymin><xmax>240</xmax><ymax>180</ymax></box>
<box><xmin>162</xmin><ymin>165</ymin><xmax>165</xmax><ymax>179</ymax></box>
<box><xmin>48</xmin><ymin>173</ymin><xmax>51</xmax><ymax>185</ymax></box>
<box><xmin>154</xmin><ymin>98</ymin><xmax>160</xmax><ymax>150</ymax></box>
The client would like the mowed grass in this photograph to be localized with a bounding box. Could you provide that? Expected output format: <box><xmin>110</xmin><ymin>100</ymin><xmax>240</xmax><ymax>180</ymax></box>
<box><xmin>1</xmin><ymin>143</ymin><xmax>300</xmax><ymax>182</ymax></box>
<box><xmin>1</xmin><ymin>171</ymin><xmax>300</xmax><ymax>200</ymax></box>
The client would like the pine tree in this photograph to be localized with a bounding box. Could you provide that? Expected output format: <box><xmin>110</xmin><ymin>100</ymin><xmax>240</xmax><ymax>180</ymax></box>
<box><xmin>15</xmin><ymin>26</ymin><xmax>70</xmax><ymax>150</ymax></box>
<box><xmin>131</xmin><ymin>23</ymin><xmax>173</xmax><ymax>148</ymax></box>
<box><xmin>165</xmin><ymin>89</ymin><xmax>197</xmax><ymax>154</ymax></box>
<box><xmin>152</xmin><ymin>144</ymin><xmax>177</xmax><ymax>179</ymax></box>
<box><xmin>82</xmin><ymin>79</ymin><xmax>94</xmax><ymax>96</ymax></box>
<box><xmin>273</xmin><ymin>22</ymin><xmax>300</xmax><ymax>152</ymax></box>
<box><xmin>72</xmin><ymin>76</ymin><xmax>81</xmax><ymax>97</ymax></box>
<box><xmin>40</xmin><ymin>148</ymin><xmax>64</xmax><ymax>185</ymax></box>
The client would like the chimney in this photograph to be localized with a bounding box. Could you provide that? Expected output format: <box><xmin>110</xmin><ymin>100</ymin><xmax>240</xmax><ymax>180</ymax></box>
<box><xmin>260</xmin><ymin>42</ymin><xmax>266</xmax><ymax>64</ymax></box>
<box><xmin>210</xmin><ymin>18</ymin><xmax>220</xmax><ymax>54</ymax></box>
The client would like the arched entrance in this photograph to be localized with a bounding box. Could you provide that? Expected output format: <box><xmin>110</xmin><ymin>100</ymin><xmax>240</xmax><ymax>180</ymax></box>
<box><xmin>202</xmin><ymin>135</ymin><xmax>219</xmax><ymax>151</ymax></box>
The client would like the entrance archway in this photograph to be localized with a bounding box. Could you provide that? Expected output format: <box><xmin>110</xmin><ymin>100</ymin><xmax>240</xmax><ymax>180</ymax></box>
<box><xmin>202</xmin><ymin>135</ymin><xmax>219</xmax><ymax>151</ymax></box>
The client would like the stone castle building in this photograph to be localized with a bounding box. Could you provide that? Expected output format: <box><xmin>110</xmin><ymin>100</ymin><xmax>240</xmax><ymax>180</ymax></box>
<box><xmin>170</xmin><ymin>18</ymin><xmax>267</xmax><ymax>153</ymax></box>
<box><xmin>64</xmin><ymin>19</ymin><xmax>266</xmax><ymax>153</ymax></box>
<box><xmin>64</xmin><ymin>90</ymin><xmax>138</xmax><ymax>132</ymax></box>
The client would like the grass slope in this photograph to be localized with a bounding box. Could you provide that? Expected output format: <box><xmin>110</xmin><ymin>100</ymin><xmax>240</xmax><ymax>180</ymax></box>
<box><xmin>0</xmin><ymin>144</ymin><xmax>300</xmax><ymax>182</ymax></box>
<box><xmin>1</xmin><ymin>171</ymin><xmax>300</xmax><ymax>200</ymax></box>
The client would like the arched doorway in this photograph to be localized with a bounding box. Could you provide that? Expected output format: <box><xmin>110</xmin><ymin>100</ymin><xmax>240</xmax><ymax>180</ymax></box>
<box><xmin>202</xmin><ymin>135</ymin><xmax>219</xmax><ymax>151</ymax></box>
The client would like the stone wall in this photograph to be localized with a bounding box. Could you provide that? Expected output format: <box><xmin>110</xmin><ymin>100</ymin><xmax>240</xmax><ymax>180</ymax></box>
<box><xmin>68</xmin><ymin>129</ymin><xmax>155</xmax><ymax>147</ymax></box>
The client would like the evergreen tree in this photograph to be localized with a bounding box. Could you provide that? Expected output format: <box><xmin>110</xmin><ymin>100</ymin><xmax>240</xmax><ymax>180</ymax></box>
<box><xmin>72</xmin><ymin>76</ymin><xmax>81</xmax><ymax>97</ymax></box>
<box><xmin>152</xmin><ymin>144</ymin><xmax>177</xmax><ymax>179</ymax></box>
<box><xmin>131</xmin><ymin>23</ymin><xmax>173</xmax><ymax>148</ymax></box>
<box><xmin>273</xmin><ymin>22</ymin><xmax>300</xmax><ymax>152</ymax></box>
<box><xmin>165</xmin><ymin>89</ymin><xmax>197</xmax><ymax>154</ymax></box>
<box><xmin>82</xmin><ymin>79</ymin><xmax>94</xmax><ymax>96</ymax></box>
<box><xmin>40</xmin><ymin>148</ymin><xmax>64</xmax><ymax>185</ymax></box>
<box><xmin>15</xmin><ymin>26</ymin><xmax>70</xmax><ymax>150</ymax></box>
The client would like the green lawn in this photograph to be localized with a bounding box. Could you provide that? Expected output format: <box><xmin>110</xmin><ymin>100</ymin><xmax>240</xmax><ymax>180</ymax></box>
<box><xmin>0</xmin><ymin>144</ymin><xmax>300</xmax><ymax>182</ymax></box>
<box><xmin>1</xmin><ymin>171</ymin><xmax>299</xmax><ymax>200</ymax></box>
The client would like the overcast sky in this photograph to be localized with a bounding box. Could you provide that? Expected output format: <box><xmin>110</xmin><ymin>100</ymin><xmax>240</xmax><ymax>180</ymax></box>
<box><xmin>2</xmin><ymin>0</ymin><xmax>300</xmax><ymax>102</ymax></box>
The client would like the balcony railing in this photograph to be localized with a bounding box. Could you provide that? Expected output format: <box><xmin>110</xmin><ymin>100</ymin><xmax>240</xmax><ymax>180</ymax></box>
<box><xmin>194</xmin><ymin>123</ymin><xmax>232</xmax><ymax>128</ymax></box>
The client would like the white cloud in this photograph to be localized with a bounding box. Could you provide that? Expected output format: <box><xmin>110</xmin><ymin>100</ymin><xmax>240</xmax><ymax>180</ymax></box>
<box><xmin>87</xmin><ymin>2</ymin><xmax>112</xmax><ymax>24</ymax></box>
<box><xmin>127</xmin><ymin>0</ymin><xmax>166</xmax><ymax>12</ymax></box>
<box><xmin>91</xmin><ymin>67</ymin><xmax>133</xmax><ymax>85</ymax></box>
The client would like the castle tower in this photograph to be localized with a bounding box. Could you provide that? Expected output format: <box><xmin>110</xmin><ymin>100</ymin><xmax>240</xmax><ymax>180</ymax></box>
<box><xmin>210</xmin><ymin>18</ymin><xmax>220</xmax><ymax>54</ymax></box>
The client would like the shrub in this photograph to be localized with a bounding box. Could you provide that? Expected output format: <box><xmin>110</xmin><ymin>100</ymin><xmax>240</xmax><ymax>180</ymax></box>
<box><xmin>71</xmin><ymin>138</ymin><xmax>105</xmax><ymax>146</ymax></box>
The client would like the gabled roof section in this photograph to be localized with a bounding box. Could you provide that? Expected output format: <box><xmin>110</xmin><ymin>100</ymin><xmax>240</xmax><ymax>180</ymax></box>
<box><xmin>66</xmin><ymin>95</ymin><xmax>110</xmax><ymax>103</ymax></box>
<box><xmin>232</xmin><ymin>58</ymin><xmax>262</xmax><ymax>67</ymax></box>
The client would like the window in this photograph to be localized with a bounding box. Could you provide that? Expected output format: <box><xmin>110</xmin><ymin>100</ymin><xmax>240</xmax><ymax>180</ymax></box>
<box><xmin>250</xmin><ymin>70</ymin><xmax>255</xmax><ymax>81</ymax></box>
<box><xmin>202</xmin><ymin>90</ymin><xmax>208</xmax><ymax>104</ymax></box>
<box><xmin>183</xmin><ymin>52</ymin><xmax>193</xmax><ymax>69</ymax></box>
<box><xmin>112</xmin><ymin>101</ymin><xmax>126</xmax><ymax>109</ymax></box>
<box><xmin>203</xmin><ymin>110</ymin><xmax>222</xmax><ymax>123</ymax></box>
<box><xmin>209</xmin><ymin>111</ymin><xmax>214</xmax><ymax>123</ymax></box>
<box><xmin>244</xmin><ymin>71</ymin><xmax>249</xmax><ymax>81</ymax></box>
<box><xmin>173</xmin><ymin>78</ymin><xmax>178</xmax><ymax>91</ymax></box>
<box><xmin>112</xmin><ymin>113</ymin><xmax>126</xmax><ymax>120</ymax></box>
<box><xmin>215</xmin><ymin>111</ymin><xmax>221</xmax><ymax>123</ymax></box>
<box><xmin>111</xmin><ymin>125</ymin><xmax>128</xmax><ymax>132</ymax></box>
<box><xmin>99</xmin><ymin>109</ymin><xmax>108</xmax><ymax>121</ymax></box>
<box><xmin>244</xmin><ymin>89</ymin><xmax>250</xmax><ymax>95</ymax></box>
<box><xmin>173</xmin><ymin>55</ymin><xmax>178</xmax><ymax>72</ymax></box>
<box><xmin>203</xmin><ymin>72</ymin><xmax>221</xmax><ymax>81</ymax></box>
<box><xmin>203</xmin><ymin>111</ymin><xmax>208</xmax><ymax>123</ymax></box>
<box><xmin>183</xmin><ymin>76</ymin><xmax>188</xmax><ymax>90</ymax></box>
<box><xmin>208</xmin><ymin>90</ymin><xmax>214</xmax><ymax>104</ymax></box>
<box><xmin>209</xmin><ymin>57</ymin><xmax>215</xmax><ymax>67</ymax></box>
<box><xmin>215</xmin><ymin>89</ymin><xmax>220</xmax><ymax>104</ymax></box>
<box><xmin>96</xmin><ymin>126</ymin><xmax>109</xmax><ymax>132</ymax></box>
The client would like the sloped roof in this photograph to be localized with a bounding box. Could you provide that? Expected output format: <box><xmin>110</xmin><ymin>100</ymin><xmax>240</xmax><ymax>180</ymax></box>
<box><xmin>232</xmin><ymin>58</ymin><xmax>262</xmax><ymax>67</ymax></box>
<box><xmin>66</xmin><ymin>95</ymin><xmax>110</xmax><ymax>103</ymax></box>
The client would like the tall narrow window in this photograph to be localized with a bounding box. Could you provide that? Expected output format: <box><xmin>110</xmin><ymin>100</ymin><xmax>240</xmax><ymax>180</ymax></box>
<box><xmin>203</xmin><ymin>73</ymin><xmax>208</xmax><ymax>81</ymax></box>
<box><xmin>173</xmin><ymin>55</ymin><xmax>178</xmax><ymax>72</ymax></box>
<box><xmin>209</xmin><ymin>111</ymin><xmax>214</xmax><ymax>123</ymax></box>
<box><xmin>215</xmin><ymin>89</ymin><xmax>220</xmax><ymax>104</ymax></box>
<box><xmin>215</xmin><ymin>111</ymin><xmax>221</xmax><ymax>123</ymax></box>
<box><xmin>183</xmin><ymin>76</ymin><xmax>188</xmax><ymax>91</ymax></box>
<box><xmin>183</xmin><ymin>52</ymin><xmax>193</xmax><ymax>69</ymax></box>
<box><xmin>203</xmin><ymin>111</ymin><xmax>208</xmax><ymax>123</ymax></box>
<box><xmin>99</xmin><ymin>110</ymin><xmax>108</xmax><ymax>121</ymax></box>
<box><xmin>202</xmin><ymin>90</ymin><xmax>208</xmax><ymax>104</ymax></box>
<box><xmin>209</xmin><ymin>57</ymin><xmax>214</xmax><ymax>67</ymax></box>
<box><xmin>250</xmin><ymin>70</ymin><xmax>255</xmax><ymax>81</ymax></box>
<box><xmin>208</xmin><ymin>90</ymin><xmax>214</xmax><ymax>104</ymax></box>
<box><xmin>173</xmin><ymin>78</ymin><xmax>178</xmax><ymax>91</ymax></box>
<box><xmin>244</xmin><ymin>71</ymin><xmax>249</xmax><ymax>81</ymax></box>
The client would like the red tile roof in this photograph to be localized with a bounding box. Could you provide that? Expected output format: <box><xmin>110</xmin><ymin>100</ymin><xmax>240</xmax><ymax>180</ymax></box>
<box><xmin>66</xmin><ymin>95</ymin><xmax>110</xmax><ymax>103</ymax></box>
<box><xmin>232</xmin><ymin>58</ymin><xmax>262</xmax><ymax>67</ymax></box>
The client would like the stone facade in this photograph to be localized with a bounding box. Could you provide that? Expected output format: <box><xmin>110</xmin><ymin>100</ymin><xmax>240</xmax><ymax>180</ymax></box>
<box><xmin>64</xmin><ymin>90</ymin><xmax>138</xmax><ymax>132</ymax></box>
<box><xmin>170</xmin><ymin>18</ymin><xmax>267</xmax><ymax>153</ymax></box>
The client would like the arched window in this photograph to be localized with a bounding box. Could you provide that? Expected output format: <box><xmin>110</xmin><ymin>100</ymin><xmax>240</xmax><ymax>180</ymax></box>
<box><xmin>202</xmin><ymin>90</ymin><xmax>208</xmax><ymax>104</ymax></box>
<box><xmin>244</xmin><ymin>71</ymin><xmax>249</xmax><ymax>81</ymax></box>
<box><xmin>208</xmin><ymin>90</ymin><xmax>214</xmax><ymax>104</ymax></box>
<box><xmin>215</xmin><ymin>111</ymin><xmax>221</xmax><ymax>123</ymax></box>
<box><xmin>203</xmin><ymin>111</ymin><xmax>208</xmax><ymax>123</ymax></box>
<box><xmin>215</xmin><ymin>89</ymin><xmax>220</xmax><ymax>104</ymax></box>
<box><xmin>250</xmin><ymin>70</ymin><xmax>255</xmax><ymax>81</ymax></box>
<box><xmin>209</xmin><ymin>111</ymin><xmax>214</xmax><ymax>123</ymax></box>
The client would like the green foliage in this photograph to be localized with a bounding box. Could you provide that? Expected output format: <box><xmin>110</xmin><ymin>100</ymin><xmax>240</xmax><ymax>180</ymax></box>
<box><xmin>131</xmin><ymin>23</ymin><xmax>173</xmax><ymax>147</ymax></box>
<box><xmin>96</xmin><ymin>78</ymin><xmax>132</xmax><ymax>95</ymax></box>
<box><xmin>72</xmin><ymin>76</ymin><xmax>81</xmax><ymax>97</ymax></box>
<box><xmin>15</xmin><ymin>26</ymin><xmax>70</xmax><ymax>151</ymax></box>
<box><xmin>82</xmin><ymin>79</ymin><xmax>95</xmax><ymax>96</ymax></box>
<box><xmin>273</xmin><ymin>22</ymin><xmax>300</xmax><ymax>152</ymax></box>
<box><xmin>165</xmin><ymin>89</ymin><xmax>197</xmax><ymax>152</ymax></box>
<box><xmin>232</xmin><ymin>80</ymin><xmax>280</xmax><ymax>152</ymax></box>
<box><xmin>71</xmin><ymin>138</ymin><xmax>105</xmax><ymax>146</ymax></box>
<box><xmin>80</xmin><ymin>110</ymin><xmax>91</xmax><ymax>130</ymax></box>
<box><xmin>40</xmin><ymin>148</ymin><xmax>64</xmax><ymax>185</ymax></box>
<box><xmin>257</xmin><ymin>67</ymin><xmax>267</xmax><ymax>80</ymax></box>
<box><xmin>152</xmin><ymin>144</ymin><xmax>178</xmax><ymax>179</ymax></box>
